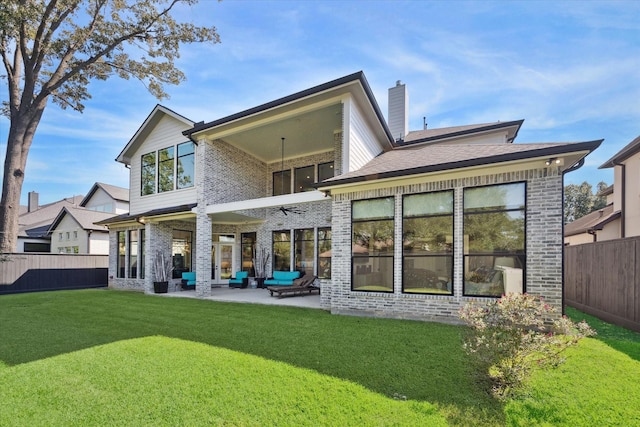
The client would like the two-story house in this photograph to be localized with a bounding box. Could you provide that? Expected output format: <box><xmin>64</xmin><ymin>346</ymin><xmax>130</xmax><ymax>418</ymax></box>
<box><xmin>48</xmin><ymin>182</ymin><xmax>130</xmax><ymax>254</ymax></box>
<box><xmin>101</xmin><ymin>71</ymin><xmax>601</xmax><ymax>322</ymax></box>
<box><xmin>564</xmin><ymin>135</ymin><xmax>640</xmax><ymax>245</ymax></box>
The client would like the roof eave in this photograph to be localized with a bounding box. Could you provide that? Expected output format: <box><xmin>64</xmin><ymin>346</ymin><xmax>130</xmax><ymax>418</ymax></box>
<box><xmin>116</xmin><ymin>105</ymin><xmax>194</xmax><ymax>165</ymax></box>
<box><xmin>318</xmin><ymin>139</ymin><xmax>603</xmax><ymax>188</ymax></box>
<box><xmin>399</xmin><ymin>120</ymin><xmax>524</xmax><ymax>146</ymax></box>
<box><xmin>599</xmin><ymin>135</ymin><xmax>640</xmax><ymax>169</ymax></box>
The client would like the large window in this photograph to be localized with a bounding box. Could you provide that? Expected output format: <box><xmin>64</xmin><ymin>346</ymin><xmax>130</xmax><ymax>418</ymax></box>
<box><xmin>172</xmin><ymin>230</ymin><xmax>192</xmax><ymax>279</ymax></box>
<box><xmin>294</xmin><ymin>165</ymin><xmax>315</xmax><ymax>193</ymax></box>
<box><xmin>241</xmin><ymin>232</ymin><xmax>256</xmax><ymax>275</ymax></box>
<box><xmin>317</xmin><ymin>227</ymin><xmax>331</xmax><ymax>279</ymax></box>
<box><xmin>158</xmin><ymin>147</ymin><xmax>175</xmax><ymax>193</ymax></box>
<box><xmin>141</xmin><ymin>152</ymin><xmax>156</xmax><ymax>196</ymax></box>
<box><xmin>352</xmin><ymin>197</ymin><xmax>395</xmax><ymax>292</ymax></box>
<box><xmin>128</xmin><ymin>230</ymin><xmax>138</xmax><ymax>279</ymax></box>
<box><xmin>117</xmin><ymin>231</ymin><xmax>125</xmax><ymax>278</ymax></box>
<box><xmin>294</xmin><ymin>229</ymin><xmax>314</xmax><ymax>275</ymax></box>
<box><xmin>141</xmin><ymin>142</ymin><xmax>195</xmax><ymax>196</ymax></box>
<box><xmin>402</xmin><ymin>191</ymin><xmax>454</xmax><ymax>295</ymax></box>
<box><xmin>463</xmin><ymin>183</ymin><xmax>525</xmax><ymax>297</ymax></box>
<box><xmin>272</xmin><ymin>230</ymin><xmax>291</xmax><ymax>271</ymax></box>
<box><xmin>177</xmin><ymin>142</ymin><xmax>195</xmax><ymax>189</ymax></box>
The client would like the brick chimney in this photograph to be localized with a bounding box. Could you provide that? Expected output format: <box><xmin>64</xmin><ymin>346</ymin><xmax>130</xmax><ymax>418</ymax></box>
<box><xmin>28</xmin><ymin>191</ymin><xmax>39</xmax><ymax>212</ymax></box>
<box><xmin>388</xmin><ymin>80</ymin><xmax>408</xmax><ymax>142</ymax></box>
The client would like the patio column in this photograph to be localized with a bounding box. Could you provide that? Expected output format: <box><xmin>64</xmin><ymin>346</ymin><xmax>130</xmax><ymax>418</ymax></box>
<box><xmin>195</xmin><ymin>137</ymin><xmax>212</xmax><ymax>297</ymax></box>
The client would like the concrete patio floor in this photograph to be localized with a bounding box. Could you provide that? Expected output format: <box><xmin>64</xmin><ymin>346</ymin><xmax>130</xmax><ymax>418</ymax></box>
<box><xmin>161</xmin><ymin>286</ymin><xmax>322</xmax><ymax>309</ymax></box>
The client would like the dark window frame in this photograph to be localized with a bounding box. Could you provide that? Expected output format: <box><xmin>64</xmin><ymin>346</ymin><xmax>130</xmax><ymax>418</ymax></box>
<box><xmin>462</xmin><ymin>182</ymin><xmax>527</xmax><ymax>298</ymax></box>
<box><xmin>294</xmin><ymin>228</ymin><xmax>315</xmax><ymax>275</ymax></box>
<box><xmin>351</xmin><ymin>197</ymin><xmax>395</xmax><ymax>293</ymax></box>
<box><xmin>317</xmin><ymin>227</ymin><xmax>331</xmax><ymax>279</ymax></box>
<box><xmin>401</xmin><ymin>190</ymin><xmax>454</xmax><ymax>295</ymax></box>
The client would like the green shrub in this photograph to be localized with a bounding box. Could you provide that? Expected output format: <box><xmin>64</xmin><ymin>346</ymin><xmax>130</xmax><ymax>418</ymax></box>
<box><xmin>460</xmin><ymin>293</ymin><xmax>595</xmax><ymax>399</ymax></box>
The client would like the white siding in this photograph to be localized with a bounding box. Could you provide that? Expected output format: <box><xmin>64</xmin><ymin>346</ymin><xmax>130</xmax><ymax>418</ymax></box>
<box><xmin>346</xmin><ymin>98</ymin><xmax>384</xmax><ymax>173</ymax></box>
<box><xmin>129</xmin><ymin>115</ymin><xmax>196</xmax><ymax>215</ymax></box>
<box><xmin>84</xmin><ymin>188</ymin><xmax>115</xmax><ymax>212</ymax></box>
<box><xmin>89</xmin><ymin>232</ymin><xmax>110</xmax><ymax>255</ymax></box>
<box><xmin>50</xmin><ymin>215</ymin><xmax>87</xmax><ymax>253</ymax></box>
<box><xmin>115</xmin><ymin>200</ymin><xmax>129</xmax><ymax>214</ymax></box>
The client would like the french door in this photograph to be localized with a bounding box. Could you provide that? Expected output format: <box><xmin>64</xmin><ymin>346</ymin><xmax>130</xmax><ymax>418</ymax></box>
<box><xmin>211</xmin><ymin>242</ymin><xmax>234</xmax><ymax>286</ymax></box>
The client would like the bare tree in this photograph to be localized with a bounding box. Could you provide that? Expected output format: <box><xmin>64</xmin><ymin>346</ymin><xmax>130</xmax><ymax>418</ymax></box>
<box><xmin>0</xmin><ymin>0</ymin><xmax>219</xmax><ymax>252</ymax></box>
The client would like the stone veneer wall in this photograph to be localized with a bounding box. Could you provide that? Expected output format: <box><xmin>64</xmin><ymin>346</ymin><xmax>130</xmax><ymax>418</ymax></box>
<box><xmin>325</xmin><ymin>167</ymin><xmax>564</xmax><ymax>322</ymax></box>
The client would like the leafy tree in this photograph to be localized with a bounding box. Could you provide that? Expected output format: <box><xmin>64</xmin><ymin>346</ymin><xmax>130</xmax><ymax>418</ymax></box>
<box><xmin>0</xmin><ymin>0</ymin><xmax>219</xmax><ymax>252</ymax></box>
<box><xmin>564</xmin><ymin>181</ymin><xmax>609</xmax><ymax>224</ymax></box>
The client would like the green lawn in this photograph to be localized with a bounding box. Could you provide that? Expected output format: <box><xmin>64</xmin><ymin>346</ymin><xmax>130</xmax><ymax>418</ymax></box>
<box><xmin>0</xmin><ymin>290</ymin><xmax>638</xmax><ymax>426</ymax></box>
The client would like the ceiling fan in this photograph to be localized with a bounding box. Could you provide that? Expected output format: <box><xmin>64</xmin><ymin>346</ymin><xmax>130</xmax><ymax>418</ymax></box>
<box><xmin>277</xmin><ymin>137</ymin><xmax>303</xmax><ymax>216</ymax></box>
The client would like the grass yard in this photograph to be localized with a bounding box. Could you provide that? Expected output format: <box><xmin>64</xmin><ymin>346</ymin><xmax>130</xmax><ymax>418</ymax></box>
<box><xmin>0</xmin><ymin>290</ymin><xmax>638</xmax><ymax>426</ymax></box>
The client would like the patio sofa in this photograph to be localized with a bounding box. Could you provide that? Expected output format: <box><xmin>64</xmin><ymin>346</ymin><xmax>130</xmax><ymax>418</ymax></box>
<box><xmin>228</xmin><ymin>271</ymin><xmax>249</xmax><ymax>288</ymax></box>
<box><xmin>263</xmin><ymin>271</ymin><xmax>301</xmax><ymax>286</ymax></box>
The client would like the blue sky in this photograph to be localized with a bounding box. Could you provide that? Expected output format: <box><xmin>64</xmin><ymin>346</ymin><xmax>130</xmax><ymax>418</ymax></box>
<box><xmin>1</xmin><ymin>0</ymin><xmax>638</xmax><ymax>205</ymax></box>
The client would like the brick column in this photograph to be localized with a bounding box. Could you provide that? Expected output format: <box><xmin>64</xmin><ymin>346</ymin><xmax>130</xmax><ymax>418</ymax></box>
<box><xmin>195</xmin><ymin>138</ymin><xmax>212</xmax><ymax>297</ymax></box>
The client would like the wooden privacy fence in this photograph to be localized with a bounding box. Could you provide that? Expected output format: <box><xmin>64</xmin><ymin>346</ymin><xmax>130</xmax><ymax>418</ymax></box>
<box><xmin>0</xmin><ymin>253</ymin><xmax>108</xmax><ymax>295</ymax></box>
<box><xmin>564</xmin><ymin>236</ymin><xmax>640</xmax><ymax>332</ymax></box>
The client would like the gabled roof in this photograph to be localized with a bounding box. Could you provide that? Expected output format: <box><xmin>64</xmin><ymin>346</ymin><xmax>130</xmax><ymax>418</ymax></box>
<box><xmin>184</xmin><ymin>71</ymin><xmax>395</xmax><ymax>146</ymax></box>
<box><xmin>18</xmin><ymin>195</ymin><xmax>84</xmax><ymax>237</ymax></box>
<box><xmin>600</xmin><ymin>135</ymin><xmax>640</xmax><ymax>168</ymax></box>
<box><xmin>400</xmin><ymin>120</ymin><xmax>524</xmax><ymax>145</ymax></box>
<box><xmin>47</xmin><ymin>207</ymin><xmax>115</xmax><ymax>234</ymax></box>
<box><xmin>319</xmin><ymin>140</ymin><xmax>603</xmax><ymax>187</ymax></box>
<box><xmin>80</xmin><ymin>182</ymin><xmax>129</xmax><ymax>207</ymax></box>
<box><xmin>116</xmin><ymin>104</ymin><xmax>194</xmax><ymax>165</ymax></box>
<box><xmin>564</xmin><ymin>204</ymin><xmax>621</xmax><ymax>237</ymax></box>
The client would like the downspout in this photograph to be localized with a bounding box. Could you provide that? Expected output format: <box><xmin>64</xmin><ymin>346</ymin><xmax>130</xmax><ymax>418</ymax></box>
<box><xmin>561</xmin><ymin>158</ymin><xmax>585</xmax><ymax>315</ymax></box>
<box><xmin>87</xmin><ymin>230</ymin><xmax>92</xmax><ymax>254</ymax></box>
<box><xmin>613</xmin><ymin>161</ymin><xmax>626</xmax><ymax>238</ymax></box>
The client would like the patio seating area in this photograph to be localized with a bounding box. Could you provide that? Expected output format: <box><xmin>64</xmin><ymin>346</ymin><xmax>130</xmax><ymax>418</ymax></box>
<box><xmin>162</xmin><ymin>286</ymin><xmax>322</xmax><ymax>309</ymax></box>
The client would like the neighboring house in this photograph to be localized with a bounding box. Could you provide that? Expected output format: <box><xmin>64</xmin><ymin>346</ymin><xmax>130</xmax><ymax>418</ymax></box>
<box><xmin>48</xmin><ymin>183</ymin><xmax>130</xmax><ymax>254</ymax></box>
<box><xmin>17</xmin><ymin>192</ymin><xmax>84</xmax><ymax>252</ymax></box>
<box><xmin>100</xmin><ymin>71</ymin><xmax>601</xmax><ymax>322</ymax></box>
<box><xmin>599</xmin><ymin>135</ymin><xmax>640</xmax><ymax>239</ymax></box>
<box><xmin>564</xmin><ymin>185</ymin><xmax>620</xmax><ymax>245</ymax></box>
<box><xmin>564</xmin><ymin>134</ymin><xmax>640</xmax><ymax>245</ymax></box>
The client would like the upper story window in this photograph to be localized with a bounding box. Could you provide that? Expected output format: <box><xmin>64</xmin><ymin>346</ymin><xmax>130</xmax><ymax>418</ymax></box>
<box><xmin>273</xmin><ymin>170</ymin><xmax>292</xmax><ymax>196</ymax></box>
<box><xmin>273</xmin><ymin>161</ymin><xmax>334</xmax><ymax>196</ymax></box>
<box><xmin>158</xmin><ymin>147</ymin><xmax>175</xmax><ymax>193</ymax></box>
<box><xmin>177</xmin><ymin>142</ymin><xmax>195</xmax><ymax>189</ymax></box>
<box><xmin>141</xmin><ymin>142</ymin><xmax>195</xmax><ymax>196</ymax></box>
<box><xmin>141</xmin><ymin>152</ymin><xmax>156</xmax><ymax>196</ymax></box>
<box><xmin>318</xmin><ymin>161</ymin><xmax>334</xmax><ymax>182</ymax></box>
<box><xmin>294</xmin><ymin>165</ymin><xmax>314</xmax><ymax>193</ymax></box>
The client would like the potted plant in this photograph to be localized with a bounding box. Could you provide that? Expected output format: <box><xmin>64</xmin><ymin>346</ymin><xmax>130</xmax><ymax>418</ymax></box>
<box><xmin>252</xmin><ymin>247</ymin><xmax>270</xmax><ymax>289</ymax></box>
<box><xmin>153</xmin><ymin>250</ymin><xmax>173</xmax><ymax>293</ymax></box>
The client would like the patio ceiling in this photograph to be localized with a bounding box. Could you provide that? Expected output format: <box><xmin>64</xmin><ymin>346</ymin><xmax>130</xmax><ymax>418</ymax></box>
<box><xmin>205</xmin><ymin>103</ymin><xmax>343</xmax><ymax>163</ymax></box>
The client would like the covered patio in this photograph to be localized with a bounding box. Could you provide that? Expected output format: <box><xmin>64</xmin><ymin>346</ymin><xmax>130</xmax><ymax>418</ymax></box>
<box><xmin>161</xmin><ymin>286</ymin><xmax>322</xmax><ymax>310</ymax></box>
